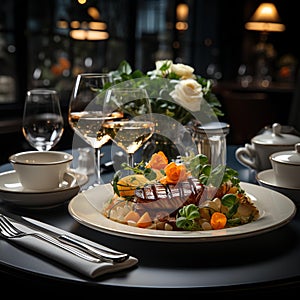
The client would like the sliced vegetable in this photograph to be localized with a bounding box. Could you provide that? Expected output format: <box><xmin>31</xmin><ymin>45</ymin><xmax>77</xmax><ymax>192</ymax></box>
<box><xmin>137</xmin><ymin>212</ymin><xmax>152</xmax><ymax>228</ymax></box>
<box><xmin>210</xmin><ymin>212</ymin><xmax>227</xmax><ymax>229</ymax></box>
<box><xmin>124</xmin><ymin>210</ymin><xmax>141</xmax><ymax>223</ymax></box>
<box><xmin>116</xmin><ymin>174</ymin><xmax>149</xmax><ymax>197</ymax></box>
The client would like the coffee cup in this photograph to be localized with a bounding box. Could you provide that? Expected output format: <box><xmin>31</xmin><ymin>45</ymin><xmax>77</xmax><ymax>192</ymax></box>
<box><xmin>235</xmin><ymin>123</ymin><xmax>300</xmax><ymax>171</ymax></box>
<box><xmin>9</xmin><ymin>151</ymin><xmax>73</xmax><ymax>191</ymax></box>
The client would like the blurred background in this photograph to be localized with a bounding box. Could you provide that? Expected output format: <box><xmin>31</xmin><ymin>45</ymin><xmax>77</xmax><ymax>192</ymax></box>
<box><xmin>0</xmin><ymin>0</ymin><xmax>299</xmax><ymax>164</ymax></box>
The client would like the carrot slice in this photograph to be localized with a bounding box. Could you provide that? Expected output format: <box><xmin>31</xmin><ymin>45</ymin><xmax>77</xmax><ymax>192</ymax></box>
<box><xmin>210</xmin><ymin>212</ymin><xmax>227</xmax><ymax>230</ymax></box>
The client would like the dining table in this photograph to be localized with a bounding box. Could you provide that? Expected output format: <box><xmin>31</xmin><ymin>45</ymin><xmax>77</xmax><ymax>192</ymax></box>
<box><xmin>0</xmin><ymin>144</ymin><xmax>300</xmax><ymax>297</ymax></box>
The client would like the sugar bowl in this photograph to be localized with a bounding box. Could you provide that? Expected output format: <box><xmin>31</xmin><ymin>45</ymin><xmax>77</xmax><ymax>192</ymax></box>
<box><xmin>269</xmin><ymin>143</ymin><xmax>300</xmax><ymax>189</ymax></box>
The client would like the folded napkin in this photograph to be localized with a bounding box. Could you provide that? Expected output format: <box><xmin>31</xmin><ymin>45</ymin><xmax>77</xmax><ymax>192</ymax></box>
<box><xmin>4</xmin><ymin>216</ymin><xmax>138</xmax><ymax>278</ymax></box>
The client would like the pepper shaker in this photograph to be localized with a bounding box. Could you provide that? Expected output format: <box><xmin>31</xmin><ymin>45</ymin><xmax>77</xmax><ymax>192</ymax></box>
<box><xmin>192</xmin><ymin>121</ymin><xmax>230</xmax><ymax>166</ymax></box>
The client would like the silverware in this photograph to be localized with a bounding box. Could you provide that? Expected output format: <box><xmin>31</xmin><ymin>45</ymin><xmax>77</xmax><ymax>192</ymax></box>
<box><xmin>22</xmin><ymin>216</ymin><xmax>129</xmax><ymax>263</ymax></box>
<box><xmin>57</xmin><ymin>234</ymin><xmax>129</xmax><ymax>263</ymax></box>
<box><xmin>0</xmin><ymin>214</ymin><xmax>101</xmax><ymax>263</ymax></box>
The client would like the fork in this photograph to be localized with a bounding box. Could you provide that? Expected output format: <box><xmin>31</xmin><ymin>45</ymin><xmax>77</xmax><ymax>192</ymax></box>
<box><xmin>0</xmin><ymin>214</ymin><xmax>101</xmax><ymax>263</ymax></box>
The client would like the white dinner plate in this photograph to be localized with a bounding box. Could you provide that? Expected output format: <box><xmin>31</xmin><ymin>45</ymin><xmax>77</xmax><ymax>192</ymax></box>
<box><xmin>68</xmin><ymin>182</ymin><xmax>297</xmax><ymax>242</ymax></box>
<box><xmin>256</xmin><ymin>169</ymin><xmax>300</xmax><ymax>205</ymax></box>
<box><xmin>0</xmin><ymin>170</ymin><xmax>88</xmax><ymax>208</ymax></box>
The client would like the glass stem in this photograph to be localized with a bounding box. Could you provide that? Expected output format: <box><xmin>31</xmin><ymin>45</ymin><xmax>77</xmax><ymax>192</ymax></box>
<box><xmin>94</xmin><ymin>148</ymin><xmax>102</xmax><ymax>185</ymax></box>
<box><xmin>127</xmin><ymin>153</ymin><xmax>134</xmax><ymax>168</ymax></box>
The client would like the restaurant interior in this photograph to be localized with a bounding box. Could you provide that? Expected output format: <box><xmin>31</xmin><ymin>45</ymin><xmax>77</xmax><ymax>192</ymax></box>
<box><xmin>1</xmin><ymin>0</ymin><xmax>300</xmax><ymax>296</ymax></box>
<box><xmin>0</xmin><ymin>0</ymin><xmax>299</xmax><ymax>164</ymax></box>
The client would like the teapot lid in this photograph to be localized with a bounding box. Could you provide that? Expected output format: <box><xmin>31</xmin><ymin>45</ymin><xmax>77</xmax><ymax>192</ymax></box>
<box><xmin>270</xmin><ymin>143</ymin><xmax>300</xmax><ymax>165</ymax></box>
<box><xmin>252</xmin><ymin>123</ymin><xmax>300</xmax><ymax>145</ymax></box>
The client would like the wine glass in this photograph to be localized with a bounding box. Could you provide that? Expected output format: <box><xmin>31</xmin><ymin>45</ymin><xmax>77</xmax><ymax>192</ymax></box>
<box><xmin>68</xmin><ymin>73</ymin><xmax>122</xmax><ymax>186</ymax></box>
<box><xmin>102</xmin><ymin>87</ymin><xmax>155</xmax><ymax>168</ymax></box>
<box><xmin>22</xmin><ymin>89</ymin><xmax>64</xmax><ymax>151</ymax></box>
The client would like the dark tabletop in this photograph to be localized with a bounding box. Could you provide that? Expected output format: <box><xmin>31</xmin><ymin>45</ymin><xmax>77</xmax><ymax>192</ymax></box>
<box><xmin>0</xmin><ymin>145</ymin><xmax>300</xmax><ymax>297</ymax></box>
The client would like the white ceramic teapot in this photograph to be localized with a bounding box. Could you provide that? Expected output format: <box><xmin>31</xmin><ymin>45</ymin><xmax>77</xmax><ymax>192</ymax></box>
<box><xmin>235</xmin><ymin>123</ymin><xmax>300</xmax><ymax>171</ymax></box>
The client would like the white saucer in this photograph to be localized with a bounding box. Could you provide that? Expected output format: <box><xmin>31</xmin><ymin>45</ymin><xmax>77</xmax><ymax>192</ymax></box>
<box><xmin>0</xmin><ymin>170</ymin><xmax>88</xmax><ymax>208</ymax></box>
<box><xmin>256</xmin><ymin>169</ymin><xmax>300</xmax><ymax>205</ymax></box>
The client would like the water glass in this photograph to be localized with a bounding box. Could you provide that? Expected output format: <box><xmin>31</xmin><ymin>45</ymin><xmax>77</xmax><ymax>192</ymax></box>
<box><xmin>22</xmin><ymin>89</ymin><xmax>64</xmax><ymax>151</ymax></box>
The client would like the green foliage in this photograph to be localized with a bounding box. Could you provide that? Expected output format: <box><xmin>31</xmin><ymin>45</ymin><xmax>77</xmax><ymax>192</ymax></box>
<box><xmin>106</xmin><ymin>60</ymin><xmax>224</xmax><ymax>123</ymax></box>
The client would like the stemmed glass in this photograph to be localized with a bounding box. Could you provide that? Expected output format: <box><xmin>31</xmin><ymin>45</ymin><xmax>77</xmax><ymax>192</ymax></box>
<box><xmin>102</xmin><ymin>87</ymin><xmax>155</xmax><ymax>168</ymax></box>
<box><xmin>22</xmin><ymin>89</ymin><xmax>64</xmax><ymax>151</ymax></box>
<box><xmin>68</xmin><ymin>73</ymin><xmax>122</xmax><ymax>186</ymax></box>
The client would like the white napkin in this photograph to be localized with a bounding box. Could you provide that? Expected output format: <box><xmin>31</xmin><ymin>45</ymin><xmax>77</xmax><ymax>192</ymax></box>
<box><xmin>5</xmin><ymin>218</ymin><xmax>138</xmax><ymax>278</ymax></box>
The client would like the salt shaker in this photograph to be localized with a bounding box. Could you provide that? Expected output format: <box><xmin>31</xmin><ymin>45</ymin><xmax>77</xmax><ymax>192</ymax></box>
<box><xmin>192</xmin><ymin>121</ymin><xmax>230</xmax><ymax>166</ymax></box>
<box><xmin>76</xmin><ymin>147</ymin><xmax>94</xmax><ymax>175</ymax></box>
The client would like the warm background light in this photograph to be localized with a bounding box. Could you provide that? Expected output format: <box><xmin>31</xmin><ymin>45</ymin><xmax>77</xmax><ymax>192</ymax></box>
<box><xmin>245</xmin><ymin>22</ymin><xmax>285</xmax><ymax>32</ymax></box>
<box><xmin>65</xmin><ymin>4</ymin><xmax>109</xmax><ymax>40</ymax></box>
<box><xmin>176</xmin><ymin>3</ymin><xmax>189</xmax><ymax>21</ymax></box>
<box><xmin>245</xmin><ymin>3</ymin><xmax>285</xmax><ymax>32</ymax></box>
<box><xmin>70</xmin><ymin>29</ymin><xmax>109</xmax><ymax>40</ymax></box>
<box><xmin>176</xmin><ymin>21</ymin><xmax>188</xmax><ymax>31</ymax></box>
<box><xmin>88</xmin><ymin>7</ymin><xmax>101</xmax><ymax>20</ymax></box>
<box><xmin>89</xmin><ymin>21</ymin><xmax>107</xmax><ymax>30</ymax></box>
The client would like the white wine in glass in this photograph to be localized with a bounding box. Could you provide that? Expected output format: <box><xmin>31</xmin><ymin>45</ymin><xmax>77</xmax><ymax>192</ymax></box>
<box><xmin>103</xmin><ymin>87</ymin><xmax>154</xmax><ymax>168</ymax></box>
<box><xmin>22</xmin><ymin>89</ymin><xmax>64</xmax><ymax>151</ymax></box>
<box><xmin>102</xmin><ymin>120</ymin><xmax>155</xmax><ymax>167</ymax></box>
<box><xmin>68</xmin><ymin>73</ymin><xmax>122</xmax><ymax>186</ymax></box>
<box><xmin>69</xmin><ymin>111</ymin><xmax>122</xmax><ymax>149</ymax></box>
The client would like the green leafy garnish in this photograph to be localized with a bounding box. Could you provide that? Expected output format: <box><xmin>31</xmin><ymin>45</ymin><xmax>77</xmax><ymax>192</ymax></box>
<box><xmin>120</xmin><ymin>161</ymin><xmax>157</xmax><ymax>181</ymax></box>
<box><xmin>221</xmin><ymin>193</ymin><xmax>239</xmax><ymax>219</ymax></box>
<box><xmin>176</xmin><ymin>204</ymin><xmax>201</xmax><ymax>231</ymax></box>
<box><xmin>112</xmin><ymin>170</ymin><xmax>122</xmax><ymax>196</ymax></box>
<box><xmin>183</xmin><ymin>152</ymin><xmax>241</xmax><ymax>189</ymax></box>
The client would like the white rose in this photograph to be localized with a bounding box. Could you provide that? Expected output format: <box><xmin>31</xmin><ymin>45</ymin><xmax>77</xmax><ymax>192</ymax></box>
<box><xmin>156</xmin><ymin>60</ymin><xmax>173</xmax><ymax>71</ymax></box>
<box><xmin>153</xmin><ymin>60</ymin><xmax>173</xmax><ymax>76</ymax></box>
<box><xmin>171</xmin><ymin>63</ymin><xmax>194</xmax><ymax>79</ymax></box>
<box><xmin>170</xmin><ymin>78</ymin><xmax>203</xmax><ymax>112</ymax></box>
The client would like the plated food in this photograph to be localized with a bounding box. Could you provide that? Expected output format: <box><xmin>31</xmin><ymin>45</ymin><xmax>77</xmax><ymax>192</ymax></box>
<box><xmin>68</xmin><ymin>182</ymin><xmax>296</xmax><ymax>242</ymax></box>
<box><xmin>102</xmin><ymin>151</ymin><xmax>260</xmax><ymax>231</ymax></box>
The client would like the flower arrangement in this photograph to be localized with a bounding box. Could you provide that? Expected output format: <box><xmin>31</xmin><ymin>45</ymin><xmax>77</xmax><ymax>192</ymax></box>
<box><xmin>107</xmin><ymin>60</ymin><xmax>223</xmax><ymax>125</ymax></box>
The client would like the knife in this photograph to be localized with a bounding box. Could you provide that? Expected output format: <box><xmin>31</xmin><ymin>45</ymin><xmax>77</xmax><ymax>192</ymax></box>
<box><xmin>22</xmin><ymin>216</ymin><xmax>129</xmax><ymax>263</ymax></box>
